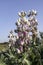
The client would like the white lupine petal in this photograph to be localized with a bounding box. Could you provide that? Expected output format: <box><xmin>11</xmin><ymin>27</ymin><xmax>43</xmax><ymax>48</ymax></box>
<box><xmin>20</xmin><ymin>41</ymin><xmax>24</xmax><ymax>45</ymax></box>
<box><xmin>35</xmin><ymin>19</ymin><xmax>37</xmax><ymax>22</ymax></box>
<box><xmin>34</xmin><ymin>10</ymin><xmax>37</xmax><ymax>14</ymax></box>
<box><xmin>34</xmin><ymin>42</ymin><xmax>36</xmax><ymax>45</ymax></box>
<box><xmin>27</xmin><ymin>22</ymin><xmax>30</xmax><ymax>26</ymax></box>
<box><xmin>17</xmin><ymin>49</ymin><xmax>21</xmax><ymax>53</ymax></box>
<box><xmin>18</xmin><ymin>18</ymin><xmax>21</xmax><ymax>22</ymax></box>
<box><xmin>9</xmin><ymin>44</ymin><xmax>11</xmax><ymax>47</ymax></box>
<box><xmin>18</xmin><ymin>12</ymin><xmax>21</xmax><ymax>16</ymax></box>
<box><xmin>28</xmin><ymin>34</ymin><xmax>30</xmax><ymax>38</ymax></box>
<box><xmin>17</xmin><ymin>22</ymin><xmax>20</xmax><ymax>25</ymax></box>
<box><xmin>16</xmin><ymin>35</ymin><xmax>19</xmax><ymax>39</ymax></box>
<box><xmin>23</xmin><ymin>17</ymin><xmax>28</xmax><ymax>23</ymax></box>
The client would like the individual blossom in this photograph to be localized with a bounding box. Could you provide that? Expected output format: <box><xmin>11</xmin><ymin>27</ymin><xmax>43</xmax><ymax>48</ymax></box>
<box><xmin>9</xmin><ymin>43</ymin><xmax>11</xmax><ymax>47</ymax></box>
<box><xmin>23</xmin><ymin>31</ymin><xmax>27</xmax><ymax>37</ymax></box>
<box><xmin>25</xmin><ymin>37</ymin><xmax>31</xmax><ymax>45</ymax></box>
<box><xmin>18</xmin><ymin>11</ymin><xmax>26</xmax><ymax>18</ymax></box>
<box><xmin>17</xmin><ymin>46</ymin><xmax>23</xmax><ymax>53</ymax></box>
<box><xmin>33</xmin><ymin>42</ymin><xmax>36</xmax><ymax>45</ymax></box>
<box><xmin>20</xmin><ymin>39</ymin><xmax>24</xmax><ymax>46</ymax></box>
<box><xmin>18</xmin><ymin>32</ymin><xmax>23</xmax><ymax>38</ymax></box>
<box><xmin>19</xmin><ymin>46</ymin><xmax>23</xmax><ymax>52</ymax></box>
<box><xmin>27</xmin><ymin>10</ymin><xmax>37</xmax><ymax>17</ymax></box>
<box><xmin>17</xmin><ymin>18</ymin><xmax>22</xmax><ymax>25</ymax></box>
<box><xmin>16</xmin><ymin>20</ymin><xmax>21</xmax><ymax>26</ymax></box>
<box><xmin>8</xmin><ymin>30</ymin><xmax>15</xmax><ymax>47</ymax></box>
<box><xmin>25</xmin><ymin>39</ymin><xmax>28</xmax><ymax>44</ymax></box>
<box><xmin>31</xmin><ymin>10</ymin><xmax>37</xmax><ymax>16</ymax></box>
<box><xmin>23</xmin><ymin>17</ymin><xmax>28</xmax><ymax>24</ymax></box>
<box><xmin>16</xmin><ymin>35</ymin><xmax>19</xmax><ymax>39</ymax></box>
<box><xmin>23</xmin><ymin>24</ymin><xmax>29</xmax><ymax>31</ymax></box>
<box><xmin>17</xmin><ymin>48</ymin><xmax>21</xmax><ymax>54</ymax></box>
<box><xmin>34</xmin><ymin>19</ymin><xmax>38</xmax><ymax>25</ymax></box>
<box><xmin>27</xmin><ymin>20</ymin><xmax>30</xmax><ymax>26</ymax></box>
<box><xmin>27</xmin><ymin>10</ymin><xmax>31</xmax><ymax>17</ymax></box>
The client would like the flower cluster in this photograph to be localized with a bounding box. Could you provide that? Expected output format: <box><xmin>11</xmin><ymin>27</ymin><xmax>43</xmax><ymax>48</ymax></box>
<box><xmin>8</xmin><ymin>10</ymin><xmax>38</xmax><ymax>53</ymax></box>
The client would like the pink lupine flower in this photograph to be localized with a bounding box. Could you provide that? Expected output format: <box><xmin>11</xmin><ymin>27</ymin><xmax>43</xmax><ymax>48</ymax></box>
<box><xmin>18</xmin><ymin>32</ymin><xmax>21</xmax><ymax>36</ymax></box>
<box><xmin>23</xmin><ymin>24</ymin><xmax>29</xmax><ymax>31</ymax></box>
<box><xmin>18</xmin><ymin>32</ymin><xmax>23</xmax><ymax>37</ymax></box>
<box><xmin>23</xmin><ymin>31</ymin><xmax>27</xmax><ymax>36</ymax></box>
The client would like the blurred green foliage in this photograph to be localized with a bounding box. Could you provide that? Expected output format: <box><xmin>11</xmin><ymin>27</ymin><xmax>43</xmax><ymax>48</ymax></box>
<box><xmin>0</xmin><ymin>32</ymin><xmax>43</xmax><ymax>65</ymax></box>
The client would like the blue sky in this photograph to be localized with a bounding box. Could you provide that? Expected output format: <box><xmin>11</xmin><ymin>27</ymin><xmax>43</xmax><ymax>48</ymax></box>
<box><xmin>0</xmin><ymin>0</ymin><xmax>43</xmax><ymax>42</ymax></box>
